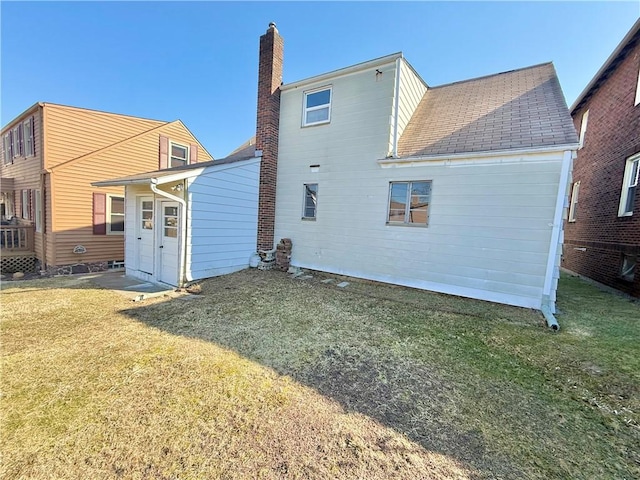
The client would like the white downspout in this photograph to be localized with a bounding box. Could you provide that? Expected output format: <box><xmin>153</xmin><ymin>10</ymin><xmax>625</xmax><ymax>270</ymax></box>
<box><xmin>150</xmin><ymin>178</ymin><xmax>188</xmax><ymax>288</ymax></box>
<box><xmin>392</xmin><ymin>57</ymin><xmax>402</xmax><ymax>157</ymax></box>
<box><xmin>541</xmin><ymin>149</ymin><xmax>573</xmax><ymax>330</ymax></box>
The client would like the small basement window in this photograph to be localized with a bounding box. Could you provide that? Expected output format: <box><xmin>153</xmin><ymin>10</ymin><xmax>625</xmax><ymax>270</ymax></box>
<box><xmin>620</xmin><ymin>254</ymin><xmax>636</xmax><ymax>282</ymax></box>
<box><xmin>303</xmin><ymin>87</ymin><xmax>332</xmax><ymax>126</ymax></box>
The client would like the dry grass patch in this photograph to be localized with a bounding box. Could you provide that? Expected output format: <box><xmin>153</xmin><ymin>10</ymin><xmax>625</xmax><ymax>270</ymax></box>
<box><xmin>2</xmin><ymin>275</ymin><xmax>471</xmax><ymax>479</ymax></box>
<box><xmin>2</xmin><ymin>270</ymin><xmax>638</xmax><ymax>479</ymax></box>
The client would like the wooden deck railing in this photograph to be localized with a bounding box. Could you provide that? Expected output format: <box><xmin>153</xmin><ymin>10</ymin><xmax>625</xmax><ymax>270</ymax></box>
<box><xmin>0</xmin><ymin>225</ymin><xmax>35</xmax><ymax>252</ymax></box>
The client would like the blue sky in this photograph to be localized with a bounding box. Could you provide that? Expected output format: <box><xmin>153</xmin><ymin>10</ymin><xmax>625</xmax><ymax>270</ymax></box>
<box><xmin>1</xmin><ymin>1</ymin><xmax>638</xmax><ymax>159</ymax></box>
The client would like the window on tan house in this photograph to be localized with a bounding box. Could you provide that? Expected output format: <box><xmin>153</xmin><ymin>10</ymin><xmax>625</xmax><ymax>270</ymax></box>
<box><xmin>107</xmin><ymin>195</ymin><xmax>125</xmax><ymax>234</ymax></box>
<box><xmin>170</xmin><ymin>143</ymin><xmax>189</xmax><ymax>168</ymax></box>
<box><xmin>578</xmin><ymin>110</ymin><xmax>589</xmax><ymax>149</ymax></box>
<box><xmin>35</xmin><ymin>190</ymin><xmax>43</xmax><ymax>232</ymax></box>
<box><xmin>23</xmin><ymin>117</ymin><xmax>35</xmax><ymax>157</ymax></box>
<box><xmin>2</xmin><ymin>133</ymin><xmax>10</xmax><ymax>164</ymax></box>
<box><xmin>618</xmin><ymin>153</ymin><xmax>639</xmax><ymax>217</ymax></box>
<box><xmin>568</xmin><ymin>181</ymin><xmax>580</xmax><ymax>222</ymax></box>
<box><xmin>21</xmin><ymin>190</ymin><xmax>30</xmax><ymax>219</ymax></box>
<box><xmin>387</xmin><ymin>181</ymin><xmax>432</xmax><ymax>226</ymax></box>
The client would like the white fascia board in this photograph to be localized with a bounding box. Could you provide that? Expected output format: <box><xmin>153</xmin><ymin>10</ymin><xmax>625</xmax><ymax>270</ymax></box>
<box><xmin>281</xmin><ymin>53</ymin><xmax>403</xmax><ymax>92</ymax></box>
<box><xmin>378</xmin><ymin>143</ymin><xmax>580</xmax><ymax>168</ymax></box>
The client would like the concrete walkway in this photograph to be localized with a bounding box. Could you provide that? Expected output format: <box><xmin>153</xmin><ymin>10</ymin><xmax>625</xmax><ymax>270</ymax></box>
<box><xmin>85</xmin><ymin>270</ymin><xmax>179</xmax><ymax>301</ymax></box>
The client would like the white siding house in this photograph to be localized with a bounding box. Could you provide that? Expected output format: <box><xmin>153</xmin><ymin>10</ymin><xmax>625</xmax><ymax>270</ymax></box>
<box><xmin>94</xmin><ymin>157</ymin><xmax>260</xmax><ymax>287</ymax></box>
<box><xmin>258</xmin><ymin>27</ymin><xmax>579</xmax><ymax>313</ymax></box>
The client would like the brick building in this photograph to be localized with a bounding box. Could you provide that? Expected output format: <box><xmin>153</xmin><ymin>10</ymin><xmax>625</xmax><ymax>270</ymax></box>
<box><xmin>562</xmin><ymin>19</ymin><xmax>640</xmax><ymax>297</ymax></box>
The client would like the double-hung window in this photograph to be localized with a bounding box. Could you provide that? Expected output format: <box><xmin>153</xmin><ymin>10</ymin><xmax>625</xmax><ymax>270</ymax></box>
<box><xmin>387</xmin><ymin>181</ymin><xmax>432</xmax><ymax>226</ymax></box>
<box><xmin>302</xmin><ymin>183</ymin><xmax>318</xmax><ymax>219</ymax></box>
<box><xmin>35</xmin><ymin>190</ymin><xmax>43</xmax><ymax>232</ymax></box>
<box><xmin>13</xmin><ymin>125</ymin><xmax>23</xmax><ymax>158</ymax></box>
<box><xmin>303</xmin><ymin>87</ymin><xmax>332</xmax><ymax>126</ymax></box>
<box><xmin>107</xmin><ymin>195</ymin><xmax>125</xmax><ymax>234</ymax></box>
<box><xmin>635</xmin><ymin>66</ymin><xmax>640</xmax><ymax>106</ymax></box>
<box><xmin>2</xmin><ymin>133</ymin><xmax>10</xmax><ymax>164</ymax></box>
<box><xmin>170</xmin><ymin>143</ymin><xmax>189</xmax><ymax>168</ymax></box>
<box><xmin>22</xmin><ymin>190</ymin><xmax>30</xmax><ymax>219</ymax></box>
<box><xmin>23</xmin><ymin>117</ymin><xmax>35</xmax><ymax>157</ymax></box>
<box><xmin>618</xmin><ymin>153</ymin><xmax>639</xmax><ymax>217</ymax></box>
<box><xmin>568</xmin><ymin>181</ymin><xmax>580</xmax><ymax>222</ymax></box>
<box><xmin>578</xmin><ymin>110</ymin><xmax>589</xmax><ymax>149</ymax></box>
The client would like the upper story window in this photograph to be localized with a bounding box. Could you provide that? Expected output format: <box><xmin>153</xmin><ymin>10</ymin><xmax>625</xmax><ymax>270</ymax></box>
<box><xmin>170</xmin><ymin>143</ymin><xmax>189</xmax><ymax>168</ymax></box>
<box><xmin>387</xmin><ymin>181</ymin><xmax>432</xmax><ymax>226</ymax></box>
<box><xmin>2</xmin><ymin>132</ymin><xmax>11</xmax><ymax>165</ymax></box>
<box><xmin>578</xmin><ymin>110</ymin><xmax>589</xmax><ymax>149</ymax></box>
<box><xmin>635</xmin><ymin>67</ymin><xmax>640</xmax><ymax>106</ymax></box>
<box><xmin>568</xmin><ymin>181</ymin><xmax>580</xmax><ymax>222</ymax></box>
<box><xmin>618</xmin><ymin>153</ymin><xmax>639</xmax><ymax>217</ymax></box>
<box><xmin>23</xmin><ymin>117</ymin><xmax>35</xmax><ymax>157</ymax></box>
<box><xmin>2</xmin><ymin>116</ymin><xmax>35</xmax><ymax>163</ymax></box>
<box><xmin>303</xmin><ymin>86</ymin><xmax>332</xmax><ymax>126</ymax></box>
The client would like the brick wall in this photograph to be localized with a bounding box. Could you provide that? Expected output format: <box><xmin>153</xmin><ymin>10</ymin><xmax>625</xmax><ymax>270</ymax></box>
<box><xmin>562</xmin><ymin>33</ymin><xmax>640</xmax><ymax>297</ymax></box>
<box><xmin>256</xmin><ymin>23</ymin><xmax>283</xmax><ymax>252</ymax></box>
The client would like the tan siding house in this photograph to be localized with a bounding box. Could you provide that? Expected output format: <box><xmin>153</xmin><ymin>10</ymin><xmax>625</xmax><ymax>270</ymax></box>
<box><xmin>1</xmin><ymin>103</ymin><xmax>212</xmax><ymax>274</ymax></box>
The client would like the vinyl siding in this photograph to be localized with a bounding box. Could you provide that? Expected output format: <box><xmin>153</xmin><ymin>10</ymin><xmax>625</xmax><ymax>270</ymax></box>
<box><xmin>0</xmin><ymin>106</ymin><xmax>46</xmax><ymax>264</ymax></box>
<box><xmin>275</xmin><ymin>66</ymin><xmax>566</xmax><ymax>309</ymax></box>
<box><xmin>50</xmin><ymin>120</ymin><xmax>212</xmax><ymax>266</ymax></box>
<box><xmin>395</xmin><ymin>59</ymin><xmax>428</xmax><ymax>147</ymax></box>
<box><xmin>43</xmin><ymin>104</ymin><xmax>165</xmax><ymax>169</ymax></box>
<box><xmin>186</xmin><ymin>159</ymin><xmax>260</xmax><ymax>280</ymax></box>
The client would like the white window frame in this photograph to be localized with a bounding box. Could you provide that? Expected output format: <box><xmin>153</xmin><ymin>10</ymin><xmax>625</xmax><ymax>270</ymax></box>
<box><xmin>107</xmin><ymin>194</ymin><xmax>125</xmax><ymax>235</ymax></box>
<box><xmin>387</xmin><ymin>180</ymin><xmax>432</xmax><ymax>226</ymax></box>
<box><xmin>302</xmin><ymin>183</ymin><xmax>318</xmax><ymax>220</ymax></box>
<box><xmin>169</xmin><ymin>142</ymin><xmax>189</xmax><ymax>168</ymax></box>
<box><xmin>2</xmin><ymin>134</ymin><xmax>10</xmax><ymax>165</ymax></box>
<box><xmin>23</xmin><ymin>117</ymin><xmax>35</xmax><ymax>157</ymax></box>
<box><xmin>635</xmin><ymin>66</ymin><xmax>640</xmax><ymax>106</ymax></box>
<box><xmin>21</xmin><ymin>190</ymin><xmax>29</xmax><ymax>219</ymax></box>
<box><xmin>35</xmin><ymin>190</ymin><xmax>43</xmax><ymax>232</ymax></box>
<box><xmin>618</xmin><ymin>153</ymin><xmax>639</xmax><ymax>217</ymax></box>
<box><xmin>578</xmin><ymin>110</ymin><xmax>589</xmax><ymax>149</ymax></box>
<box><xmin>568</xmin><ymin>181</ymin><xmax>580</xmax><ymax>222</ymax></box>
<box><xmin>302</xmin><ymin>86</ymin><xmax>332</xmax><ymax>127</ymax></box>
<box><xmin>13</xmin><ymin>125</ymin><xmax>23</xmax><ymax>158</ymax></box>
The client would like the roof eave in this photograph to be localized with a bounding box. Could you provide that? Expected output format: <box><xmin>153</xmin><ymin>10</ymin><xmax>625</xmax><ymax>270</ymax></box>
<box><xmin>281</xmin><ymin>52</ymin><xmax>403</xmax><ymax>91</ymax></box>
<box><xmin>381</xmin><ymin>143</ymin><xmax>580</xmax><ymax>166</ymax></box>
<box><xmin>570</xmin><ymin>18</ymin><xmax>640</xmax><ymax>113</ymax></box>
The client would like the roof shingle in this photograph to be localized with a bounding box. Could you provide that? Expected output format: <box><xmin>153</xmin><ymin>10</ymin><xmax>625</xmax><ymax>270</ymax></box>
<box><xmin>397</xmin><ymin>63</ymin><xmax>578</xmax><ymax>158</ymax></box>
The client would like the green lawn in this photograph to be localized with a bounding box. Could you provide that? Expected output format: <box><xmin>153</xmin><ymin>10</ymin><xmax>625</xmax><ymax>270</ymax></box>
<box><xmin>1</xmin><ymin>270</ymin><xmax>638</xmax><ymax>479</ymax></box>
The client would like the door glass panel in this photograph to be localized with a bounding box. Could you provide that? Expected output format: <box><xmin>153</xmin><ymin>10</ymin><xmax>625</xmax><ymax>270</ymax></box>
<box><xmin>141</xmin><ymin>200</ymin><xmax>153</xmax><ymax>230</ymax></box>
<box><xmin>163</xmin><ymin>205</ymin><xmax>178</xmax><ymax>238</ymax></box>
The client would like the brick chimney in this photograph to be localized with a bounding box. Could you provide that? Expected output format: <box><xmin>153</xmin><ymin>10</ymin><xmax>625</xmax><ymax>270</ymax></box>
<box><xmin>256</xmin><ymin>22</ymin><xmax>283</xmax><ymax>252</ymax></box>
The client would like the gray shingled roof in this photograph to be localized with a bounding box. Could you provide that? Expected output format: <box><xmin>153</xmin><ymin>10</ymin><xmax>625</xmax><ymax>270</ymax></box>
<box><xmin>397</xmin><ymin>63</ymin><xmax>578</xmax><ymax>158</ymax></box>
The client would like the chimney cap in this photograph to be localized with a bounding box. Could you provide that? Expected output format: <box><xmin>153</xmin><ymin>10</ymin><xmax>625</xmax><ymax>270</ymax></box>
<box><xmin>268</xmin><ymin>22</ymin><xmax>277</xmax><ymax>31</ymax></box>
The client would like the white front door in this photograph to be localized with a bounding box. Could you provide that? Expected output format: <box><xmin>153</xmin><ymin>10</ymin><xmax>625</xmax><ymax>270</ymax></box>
<box><xmin>158</xmin><ymin>201</ymin><xmax>180</xmax><ymax>286</ymax></box>
<box><xmin>137</xmin><ymin>197</ymin><xmax>155</xmax><ymax>275</ymax></box>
